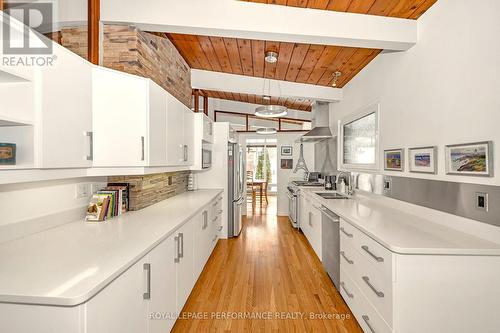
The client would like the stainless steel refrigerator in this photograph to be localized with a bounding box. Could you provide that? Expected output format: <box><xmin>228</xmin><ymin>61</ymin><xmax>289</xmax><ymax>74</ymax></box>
<box><xmin>228</xmin><ymin>142</ymin><xmax>244</xmax><ymax>237</ymax></box>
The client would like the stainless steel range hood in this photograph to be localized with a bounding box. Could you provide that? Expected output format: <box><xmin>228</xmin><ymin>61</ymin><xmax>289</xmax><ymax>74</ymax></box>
<box><xmin>297</xmin><ymin>101</ymin><xmax>333</xmax><ymax>142</ymax></box>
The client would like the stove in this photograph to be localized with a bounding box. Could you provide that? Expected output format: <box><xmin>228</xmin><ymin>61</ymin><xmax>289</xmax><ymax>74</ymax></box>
<box><xmin>286</xmin><ymin>181</ymin><xmax>324</xmax><ymax>229</ymax></box>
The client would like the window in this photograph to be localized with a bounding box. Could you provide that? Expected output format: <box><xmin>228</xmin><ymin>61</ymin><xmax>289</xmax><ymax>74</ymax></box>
<box><xmin>340</xmin><ymin>103</ymin><xmax>379</xmax><ymax>170</ymax></box>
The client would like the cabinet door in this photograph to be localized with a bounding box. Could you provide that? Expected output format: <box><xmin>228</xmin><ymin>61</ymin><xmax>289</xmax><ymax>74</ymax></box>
<box><xmin>165</xmin><ymin>95</ymin><xmax>184</xmax><ymax>166</ymax></box>
<box><xmin>309</xmin><ymin>204</ymin><xmax>323</xmax><ymax>261</ymax></box>
<box><xmin>92</xmin><ymin>68</ymin><xmax>147</xmax><ymax>167</ymax></box>
<box><xmin>149</xmin><ymin>236</ymin><xmax>177</xmax><ymax>333</ymax></box>
<box><xmin>194</xmin><ymin>208</ymin><xmax>210</xmax><ymax>279</ymax></box>
<box><xmin>40</xmin><ymin>51</ymin><xmax>92</xmax><ymax>168</ymax></box>
<box><xmin>182</xmin><ymin>107</ymin><xmax>194</xmax><ymax>166</ymax></box>
<box><xmin>175</xmin><ymin>220</ymin><xmax>195</xmax><ymax>312</ymax></box>
<box><xmin>85</xmin><ymin>256</ymin><xmax>149</xmax><ymax>333</ymax></box>
<box><xmin>202</xmin><ymin>115</ymin><xmax>213</xmax><ymax>143</ymax></box>
<box><xmin>147</xmin><ymin>81</ymin><xmax>167</xmax><ymax>167</ymax></box>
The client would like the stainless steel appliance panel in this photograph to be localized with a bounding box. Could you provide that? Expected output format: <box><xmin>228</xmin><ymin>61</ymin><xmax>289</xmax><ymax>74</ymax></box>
<box><xmin>321</xmin><ymin>207</ymin><xmax>340</xmax><ymax>289</ymax></box>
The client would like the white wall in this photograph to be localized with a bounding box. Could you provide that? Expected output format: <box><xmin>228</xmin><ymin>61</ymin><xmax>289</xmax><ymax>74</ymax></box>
<box><xmin>239</xmin><ymin>132</ymin><xmax>315</xmax><ymax>216</ymax></box>
<box><xmin>331</xmin><ymin>0</ymin><xmax>500</xmax><ymax>186</ymax></box>
<box><xmin>0</xmin><ymin>177</ymin><xmax>107</xmax><ymax>242</ymax></box>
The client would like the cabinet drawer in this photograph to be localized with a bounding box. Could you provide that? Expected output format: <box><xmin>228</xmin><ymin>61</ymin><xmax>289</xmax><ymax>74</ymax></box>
<box><xmin>340</xmin><ymin>268</ymin><xmax>392</xmax><ymax>333</ymax></box>
<box><xmin>341</xmin><ymin>240</ymin><xmax>393</xmax><ymax>326</ymax></box>
<box><xmin>340</xmin><ymin>219</ymin><xmax>393</xmax><ymax>279</ymax></box>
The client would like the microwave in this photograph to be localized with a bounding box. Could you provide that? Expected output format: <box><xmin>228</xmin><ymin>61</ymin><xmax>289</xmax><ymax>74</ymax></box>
<box><xmin>202</xmin><ymin>148</ymin><xmax>212</xmax><ymax>169</ymax></box>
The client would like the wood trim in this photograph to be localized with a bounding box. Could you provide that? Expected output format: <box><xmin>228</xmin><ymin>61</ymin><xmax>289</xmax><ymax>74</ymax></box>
<box><xmin>203</xmin><ymin>95</ymin><xmax>208</xmax><ymax>115</ymax></box>
<box><xmin>214</xmin><ymin>110</ymin><xmax>311</xmax><ymax>123</ymax></box>
<box><xmin>0</xmin><ymin>0</ymin><xmax>4</xmax><ymax>11</ymax></box>
<box><xmin>245</xmin><ymin>114</ymin><xmax>249</xmax><ymax>131</ymax></box>
<box><xmin>193</xmin><ymin>89</ymin><xmax>200</xmax><ymax>112</ymax></box>
<box><xmin>88</xmin><ymin>0</ymin><xmax>100</xmax><ymax>64</ymax></box>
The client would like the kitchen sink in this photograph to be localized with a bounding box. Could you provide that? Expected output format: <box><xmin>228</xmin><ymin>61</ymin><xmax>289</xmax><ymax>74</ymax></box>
<box><xmin>316</xmin><ymin>192</ymin><xmax>349</xmax><ymax>200</ymax></box>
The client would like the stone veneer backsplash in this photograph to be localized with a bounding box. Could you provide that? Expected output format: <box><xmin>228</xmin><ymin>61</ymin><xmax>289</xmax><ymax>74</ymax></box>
<box><xmin>108</xmin><ymin>171</ymin><xmax>190</xmax><ymax>211</ymax></box>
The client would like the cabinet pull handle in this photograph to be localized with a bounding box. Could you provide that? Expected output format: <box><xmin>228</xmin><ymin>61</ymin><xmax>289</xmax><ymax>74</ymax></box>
<box><xmin>362</xmin><ymin>315</ymin><xmax>376</xmax><ymax>333</ymax></box>
<box><xmin>212</xmin><ymin>201</ymin><xmax>218</xmax><ymax>207</ymax></box>
<box><xmin>203</xmin><ymin>211</ymin><xmax>208</xmax><ymax>230</ymax></box>
<box><xmin>340</xmin><ymin>282</ymin><xmax>353</xmax><ymax>298</ymax></box>
<box><xmin>340</xmin><ymin>227</ymin><xmax>353</xmax><ymax>238</ymax></box>
<box><xmin>217</xmin><ymin>209</ymin><xmax>223</xmax><ymax>214</ymax></box>
<box><xmin>217</xmin><ymin>226</ymin><xmax>223</xmax><ymax>231</ymax></box>
<box><xmin>361</xmin><ymin>245</ymin><xmax>384</xmax><ymax>262</ymax></box>
<box><xmin>340</xmin><ymin>251</ymin><xmax>354</xmax><ymax>264</ymax></box>
<box><xmin>179</xmin><ymin>233</ymin><xmax>184</xmax><ymax>258</ymax></box>
<box><xmin>141</xmin><ymin>136</ymin><xmax>145</xmax><ymax>161</ymax></box>
<box><xmin>174</xmin><ymin>235</ymin><xmax>180</xmax><ymax>263</ymax></box>
<box><xmin>308</xmin><ymin>212</ymin><xmax>312</xmax><ymax>227</ymax></box>
<box><xmin>183</xmin><ymin>145</ymin><xmax>188</xmax><ymax>162</ymax></box>
<box><xmin>212</xmin><ymin>216</ymin><xmax>218</xmax><ymax>222</ymax></box>
<box><xmin>85</xmin><ymin>131</ymin><xmax>93</xmax><ymax>161</ymax></box>
<box><xmin>362</xmin><ymin>276</ymin><xmax>384</xmax><ymax>298</ymax></box>
<box><xmin>143</xmin><ymin>263</ymin><xmax>151</xmax><ymax>300</ymax></box>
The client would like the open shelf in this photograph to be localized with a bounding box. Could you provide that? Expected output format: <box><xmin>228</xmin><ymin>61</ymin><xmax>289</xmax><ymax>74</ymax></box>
<box><xmin>0</xmin><ymin>124</ymin><xmax>35</xmax><ymax>170</ymax></box>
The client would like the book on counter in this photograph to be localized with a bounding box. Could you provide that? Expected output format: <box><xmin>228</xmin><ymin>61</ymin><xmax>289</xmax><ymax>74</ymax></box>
<box><xmin>85</xmin><ymin>195</ymin><xmax>110</xmax><ymax>222</ymax></box>
<box><xmin>85</xmin><ymin>183</ymin><xmax>130</xmax><ymax>222</ymax></box>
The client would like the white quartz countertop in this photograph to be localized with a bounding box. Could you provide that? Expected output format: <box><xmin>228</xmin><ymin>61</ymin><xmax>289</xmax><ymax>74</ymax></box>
<box><xmin>301</xmin><ymin>189</ymin><xmax>500</xmax><ymax>256</ymax></box>
<box><xmin>0</xmin><ymin>189</ymin><xmax>223</xmax><ymax>306</ymax></box>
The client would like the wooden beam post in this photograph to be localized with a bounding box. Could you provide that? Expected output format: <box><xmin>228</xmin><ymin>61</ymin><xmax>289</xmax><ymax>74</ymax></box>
<box><xmin>278</xmin><ymin>118</ymin><xmax>282</xmax><ymax>131</ymax></box>
<box><xmin>0</xmin><ymin>0</ymin><xmax>4</xmax><ymax>11</ymax></box>
<box><xmin>193</xmin><ymin>89</ymin><xmax>200</xmax><ymax>112</ymax></box>
<box><xmin>88</xmin><ymin>0</ymin><xmax>100</xmax><ymax>64</ymax></box>
<box><xmin>245</xmin><ymin>114</ymin><xmax>249</xmax><ymax>132</ymax></box>
<box><xmin>203</xmin><ymin>94</ymin><xmax>209</xmax><ymax>116</ymax></box>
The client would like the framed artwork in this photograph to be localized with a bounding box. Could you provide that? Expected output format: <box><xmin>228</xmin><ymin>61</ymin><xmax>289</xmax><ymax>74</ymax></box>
<box><xmin>384</xmin><ymin>149</ymin><xmax>404</xmax><ymax>171</ymax></box>
<box><xmin>280</xmin><ymin>159</ymin><xmax>293</xmax><ymax>169</ymax></box>
<box><xmin>408</xmin><ymin>146</ymin><xmax>437</xmax><ymax>174</ymax></box>
<box><xmin>445</xmin><ymin>141</ymin><xmax>493</xmax><ymax>177</ymax></box>
<box><xmin>281</xmin><ymin>146</ymin><xmax>293</xmax><ymax>156</ymax></box>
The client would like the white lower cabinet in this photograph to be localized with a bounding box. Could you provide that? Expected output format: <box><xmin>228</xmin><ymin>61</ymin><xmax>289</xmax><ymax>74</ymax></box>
<box><xmin>300</xmin><ymin>193</ymin><xmax>323</xmax><ymax>261</ymax></box>
<box><xmin>174</xmin><ymin>219</ymin><xmax>195</xmax><ymax>312</ymax></box>
<box><xmin>85</xmin><ymin>256</ymin><xmax>150</xmax><ymax>333</ymax></box>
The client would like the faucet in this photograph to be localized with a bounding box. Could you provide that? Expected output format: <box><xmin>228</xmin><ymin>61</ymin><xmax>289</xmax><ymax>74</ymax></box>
<box><xmin>336</xmin><ymin>171</ymin><xmax>355</xmax><ymax>195</ymax></box>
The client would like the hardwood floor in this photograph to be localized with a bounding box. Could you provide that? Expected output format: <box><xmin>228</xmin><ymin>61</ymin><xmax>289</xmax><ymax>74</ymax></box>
<box><xmin>172</xmin><ymin>197</ymin><xmax>362</xmax><ymax>332</ymax></box>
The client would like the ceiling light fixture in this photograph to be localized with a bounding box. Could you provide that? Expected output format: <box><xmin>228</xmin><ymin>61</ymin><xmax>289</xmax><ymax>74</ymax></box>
<box><xmin>255</xmin><ymin>78</ymin><xmax>288</xmax><ymax>118</ymax></box>
<box><xmin>264</xmin><ymin>51</ymin><xmax>279</xmax><ymax>64</ymax></box>
<box><xmin>256</xmin><ymin>127</ymin><xmax>277</xmax><ymax>135</ymax></box>
<box><xmin>331</xmin><ymin>71</ymin><xmax>342</xmax><ymax>87</ymax></box>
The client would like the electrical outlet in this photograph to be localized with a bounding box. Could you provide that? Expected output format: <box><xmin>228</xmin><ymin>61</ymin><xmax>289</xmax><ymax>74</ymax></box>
<box><xmin>76</xmin><ymin>183</ymin><xmax>90</xmax><ymax>199</ymax></box>
<box><xmin>475</xmin><ymin>192</ymin><xmax>488</xmax><ymax>212</ymax></box>
<box><xmin>91</xmin><ymin>183</ymin><xmax>103</xmax><ymax>194</ymax></box>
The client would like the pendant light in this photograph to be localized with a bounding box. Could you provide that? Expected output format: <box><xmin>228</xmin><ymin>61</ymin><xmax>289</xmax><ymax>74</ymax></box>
<box><xmin>254</xmin><ymin>51</ymin><xmax>288</xmax><ymax>118</ymax></box>
<box><xmin>331</xmin><ymin>71</ymin><xmax>342</xmax><ymax>87</ymax></box>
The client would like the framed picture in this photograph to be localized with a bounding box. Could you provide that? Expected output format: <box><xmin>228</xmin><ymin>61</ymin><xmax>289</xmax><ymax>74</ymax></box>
<box><xmin>280</xmin><ymin>159</ymin><xmax>293</xmax><ymax>169</ymax></box>
<box><xmin>445</xmin><ymin>141</ymin><xmax>493</xmax><ymax>177</ymax></box>
<box><xmin>384</xmin><ymin>149</ymin><xmax>404</xmax><ymax>171</ymax></box>
<box><xmin>408</xmin><ymin>146</ymin><xmax>437</xmax><ymax>174</ymax></box>
<box><xmin>281</xmin><ymin>146</ymin><xmax>293</xmax><ymax>156</ymax></box>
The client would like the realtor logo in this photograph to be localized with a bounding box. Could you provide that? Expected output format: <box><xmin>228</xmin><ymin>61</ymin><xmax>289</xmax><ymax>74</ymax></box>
<box><xmin>2</xmin><ymin>2</ymin><xmax>53</xmax><ymax>54</ymax></box>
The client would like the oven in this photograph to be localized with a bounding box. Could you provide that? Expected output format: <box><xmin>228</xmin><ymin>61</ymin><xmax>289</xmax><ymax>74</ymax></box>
<box><xmin>202</xmin><ymin>148</ymin><xmax>212</xmax><ymax>169</ymax></box>
<box><xmin>287</xmin><ymin>186</ymin><xmax>299</xmax><ymax>228</ymax></box>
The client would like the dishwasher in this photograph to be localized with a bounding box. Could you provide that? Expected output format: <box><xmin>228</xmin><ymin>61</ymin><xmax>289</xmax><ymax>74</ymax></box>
<box><xmin>321</xmin><ymin>206</ymin><xmax>340</xmax><ymax>290</ymax></box>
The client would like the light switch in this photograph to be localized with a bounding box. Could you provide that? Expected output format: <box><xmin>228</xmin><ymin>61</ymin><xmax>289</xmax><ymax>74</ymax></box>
<box><xmin>475</xmin><ymin>192</ymin><xmax>488</xmax><ymax>212</ymax></box>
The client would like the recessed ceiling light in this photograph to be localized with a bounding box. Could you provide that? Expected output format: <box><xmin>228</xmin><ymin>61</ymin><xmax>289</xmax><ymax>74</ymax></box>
<box><xmin>255</xmin><ymin>105</ymin><xmax>288</xmax><ymax>118</ymax></box>
<box><xmin>256</xmin><ymin>127</ymin><xmax>277</xmax><ymax>135</ymax></box>
<box><xmin>264</xmin><ymin>51</ymin><xmax>278</xmax><ymax>64</ymax></box>
<box><xmin>332</xmin><ymin>71</ymin><xmax>342</xmax><ymax>87</ymax></box>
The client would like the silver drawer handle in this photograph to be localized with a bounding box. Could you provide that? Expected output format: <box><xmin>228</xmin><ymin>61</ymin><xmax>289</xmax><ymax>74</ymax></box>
<box><xmin>362</xmin><ymin>315</ymin><xmax>376</xmax><ymax>333</ymax></box>
<box><xmin>361</xmin><ymin>245</ymin><xmax>384</xmax><ymax>262</ymax></box>
<box><xmin>340</xmin><ymin>227</ymin><xmax>353</xmax><ymax>238</ymax></box>
<box><xmin>212</xmin><ymin>201</ymin><xmax>218</xmax><ymax>207</ymax></box>
<box><xmin>218</xmin><ymin>209</ymin><xmax>223</xmax><ymax>214</ymax></box>
<box><xmin>362</xmin><ymin>276</ymin><xmax>384</xmax><ymax>298</ymax></box>
<box><xmin>340</xmin><ymin>251</ymin><xmax>354</xmax><ymax>264</ymax></box>
<box><xmin>143</xmin><ymin>263</ymin><xmax>151</xmax><ymax>300</ymax></box>
<box><xmin>340</xmin><ymin>282</ymin><xmax>353</xmax><ymax>298</ymax></box>
<box><xmin>217</xmin><ymin>226</ymin><xmax>223</xmax><ymax>231</ymax></box>
<box><xmin>212</xmin><ymin>216</ymin><xmax>218</xmax><ymax>222</ymax></box>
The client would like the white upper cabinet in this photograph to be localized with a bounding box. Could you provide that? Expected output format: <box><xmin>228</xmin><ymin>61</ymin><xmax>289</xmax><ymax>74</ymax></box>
<box><xmin>92</xmin><ymin>66</ymin><xmax>178</xmax><ymax>167</ymax></box>
<box><xmin>198</xmin><ymin>113</ymin><xmax>213</xmax><ymax>143</ymax></box>
<box><xmin>165</xmin><ymin>94</ymin><xmax>194</xmax><ymax>166</ymax></box>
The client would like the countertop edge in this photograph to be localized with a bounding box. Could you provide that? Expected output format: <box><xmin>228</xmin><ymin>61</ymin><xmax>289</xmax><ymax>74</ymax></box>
<box><xmin>0</xmin><ymin>189</ymin><xmax>224</xmax><ymax>307</ymax></box>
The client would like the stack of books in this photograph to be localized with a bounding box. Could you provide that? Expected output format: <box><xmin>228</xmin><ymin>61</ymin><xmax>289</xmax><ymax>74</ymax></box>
<box><xmin>85</xmin><ymin>183</ymin><xmax>129</xmax><ymax>222</ymax></box>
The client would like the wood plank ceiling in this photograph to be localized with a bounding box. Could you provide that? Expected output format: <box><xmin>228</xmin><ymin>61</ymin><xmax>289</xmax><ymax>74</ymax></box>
<box><xmin>168</xmin><ymin>33</ymin><xmax>380</xmax><ymax>89</ymax></box>
<box><xmin>244</xmin><ymin>0</ymin><xmax>437</xmax><ymax>20</ymax></box>
<box><xmin>202</xmin><ymin>90</ymin><xmax>313</xmax><ymax>111</ymax></box>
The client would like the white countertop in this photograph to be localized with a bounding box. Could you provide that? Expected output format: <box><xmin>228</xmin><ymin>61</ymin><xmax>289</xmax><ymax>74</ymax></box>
<box><xmin>0</xmin><ymin>189</ymin><xmax>223</xmax><ymax>307</ymax></box>
<box><xmin>301</xmin><ymin>189</ymin><xmax>500</xmax><ymax>256</ymax></box>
